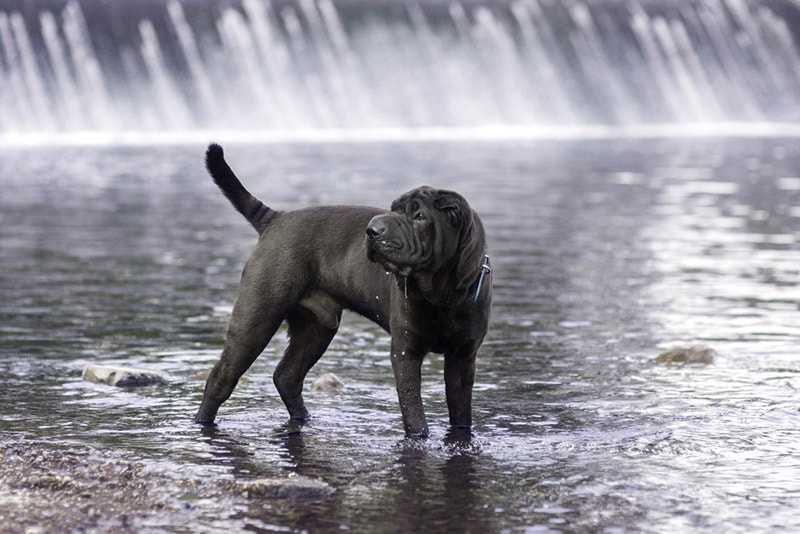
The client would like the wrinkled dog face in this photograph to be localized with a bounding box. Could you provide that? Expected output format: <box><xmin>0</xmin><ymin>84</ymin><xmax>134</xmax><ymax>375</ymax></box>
<box><xmin>365</xmin><ymin>186</ymin><xmax>466</xmax><ymax>276</ymax></box>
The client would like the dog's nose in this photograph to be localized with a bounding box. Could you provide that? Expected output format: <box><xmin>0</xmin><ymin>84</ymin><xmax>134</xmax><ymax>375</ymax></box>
<box><xmin>366</xmin><ymin>218</ymin><xmax>389</xmax><ymax>239</ymax></box>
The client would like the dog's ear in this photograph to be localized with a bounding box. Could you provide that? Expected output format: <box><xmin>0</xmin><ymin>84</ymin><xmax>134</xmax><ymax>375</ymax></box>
<box><xmin>455</xmin><ymin>210</ymin><xmax>486</xmax><ymax>292</ymax></box>
<box><xmin>434</xmin><ymin>192</ymin><xmax>463</xmax><ymax>226</ymax></box>
<box><xmin>435</xmin><ymin>191</ymin><xmax>487</xmax><ymax>294</ymax></box>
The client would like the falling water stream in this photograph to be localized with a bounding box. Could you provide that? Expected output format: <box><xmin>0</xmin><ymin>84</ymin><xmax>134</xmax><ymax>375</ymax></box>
<box><xmin>2</xmin><ymin>0</ymin><xmax>800</xmax><ymax>134</ymax></box>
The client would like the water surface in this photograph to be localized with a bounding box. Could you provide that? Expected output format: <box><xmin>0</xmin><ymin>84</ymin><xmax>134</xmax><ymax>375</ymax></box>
<box><xmin>1</xmin><ymin>138</ymin><xmax>799</xmax><ymax>532</ymax></box>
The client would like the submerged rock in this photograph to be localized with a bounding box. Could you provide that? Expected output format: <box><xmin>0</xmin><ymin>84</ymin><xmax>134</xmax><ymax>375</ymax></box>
<box><xmin>655</xmin><ymin>345</ymin><xmax>716</xmax><ymax>365</ymax></box>
<box><xmin>82</xmin><ymin>364</ymin><xmax>166</xmax><ymax>387</ymax></box>
<box><xmin>189</xmin><ymin>369</ymin><xmax>249</xmax><ymax>383</ymax></box>
<box><xmin>311</xmin><ymin>372</ymin><xmax>345</xmax><ymax>393</ymax></box>
<box><xmin>240</xmin><ymin>475</ymin><xmax>334</xmax><ymax>500</ymax></box>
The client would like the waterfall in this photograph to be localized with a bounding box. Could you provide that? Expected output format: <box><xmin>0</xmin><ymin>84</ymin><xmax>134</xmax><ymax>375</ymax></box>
<box><xmin>1</xmin><ymin>0</ymin><xmax>800</xmax><ymax>137</ymax></box>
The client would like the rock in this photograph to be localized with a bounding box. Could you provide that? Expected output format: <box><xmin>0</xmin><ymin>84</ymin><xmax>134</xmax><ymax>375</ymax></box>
<box><xmin>240</xmin><ymin>475</ymin><xmax>334</xmax><ymax>500</ymax></box>
<box><xmin>655</xmin><ymin>345</ymin><xmax>716</xmax><ymax>365</ymax></box>
<box><xmin>82</xmin><ymin>365</ymin><xmax>166</xmax><ymax>387</ymax></box>
<box><xmin>311</xmin><ymin>372</ymin><xmax>345</xmax><ymax>393</ymax></box>
<box><xmin>188</xmin><ymin>370</ymin><xmax>210</xmax><ymax>382</ymax></box>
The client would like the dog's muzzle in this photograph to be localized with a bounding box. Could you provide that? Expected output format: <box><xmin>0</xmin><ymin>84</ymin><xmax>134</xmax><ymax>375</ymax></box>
<box><xmin>365</xmin><ymin>216</ymin><xmax>390</xmax><ymax>242</ymax></box>
<box><xmin>365</xmin><ymin>214</ymin><xmax>411</xmax><ymax>274</ymax></box>
<box><xmin>365</xmin><ymin>215</ymin><xmax>393</xmax><ymax>261</ymax></box>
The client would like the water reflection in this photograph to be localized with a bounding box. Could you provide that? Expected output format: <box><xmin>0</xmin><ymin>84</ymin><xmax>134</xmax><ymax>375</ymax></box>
<box><xmin>644</xmin><ymin>139</ymin><xmax>800</xmax><ymax>345</ymax></box>
<box><xmin>386</xmin><ymin>444</ymin><xmax>488</xmax><ymax>532</ymax></box>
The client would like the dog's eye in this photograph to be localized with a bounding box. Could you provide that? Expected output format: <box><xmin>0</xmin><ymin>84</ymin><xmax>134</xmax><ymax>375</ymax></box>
<box><xmin>413</xmin><ymin>212</ymin><xmax>426</xmax><ymax>223</ymax></box>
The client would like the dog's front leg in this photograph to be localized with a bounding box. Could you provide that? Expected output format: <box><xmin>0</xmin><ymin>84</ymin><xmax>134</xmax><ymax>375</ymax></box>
<box><xmin>390</xmin><ymin>342</ymin><xmax>429</xmax><ymax>438</ymax></box>
<box><xmin>444</xmin><ymin>346</ymin><xmax>478</xmax><ymax>430</ymax></box>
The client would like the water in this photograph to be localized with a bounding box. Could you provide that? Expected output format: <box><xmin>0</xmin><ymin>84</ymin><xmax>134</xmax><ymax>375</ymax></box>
<box><xmin>1</xmin><ymin>138</ymin><xmax>799</xmax><ymax>532</ymax></box>
<box><xmin>2</xmin><ymin>0</ymin><xmax>800</xmax><ymax>135</ymax></box>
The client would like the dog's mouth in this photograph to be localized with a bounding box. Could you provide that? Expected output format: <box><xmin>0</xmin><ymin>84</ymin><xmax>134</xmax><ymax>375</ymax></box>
<box><xmin>380</xmin><ymin>259</ymin><xmax>413</xmax><ymax>277</ymax></box>
<box><xmin>365</xmin><ymin>239</ymin><xmax>415</xmax><ymax>276</ymax></box>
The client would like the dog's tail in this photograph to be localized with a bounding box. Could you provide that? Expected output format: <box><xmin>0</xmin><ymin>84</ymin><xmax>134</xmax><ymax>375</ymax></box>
<box><xmin>205</xmin><ymin>143</ymin><xmax>275</xmax><ymax>234</ymax></box>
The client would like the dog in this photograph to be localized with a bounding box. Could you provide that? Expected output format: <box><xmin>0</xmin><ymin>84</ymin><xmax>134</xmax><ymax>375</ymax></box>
<box><xmin>195</xmin><ymin>144</ymin><xmax>491</xmax><ymax>437</ymax></box>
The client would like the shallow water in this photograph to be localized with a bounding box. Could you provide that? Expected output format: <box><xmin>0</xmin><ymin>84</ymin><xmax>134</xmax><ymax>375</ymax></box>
<box><xmin>1</xmin><ymin>138</ymin><xmax>799</xmax><ymax>532</ymax></box>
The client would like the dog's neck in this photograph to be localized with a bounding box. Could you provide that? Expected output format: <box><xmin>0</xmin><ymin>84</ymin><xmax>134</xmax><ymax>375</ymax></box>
<box><xmin>400</xmin><ymin>252</ymin><xmax>490</xmax><ymax>307</ymax></box>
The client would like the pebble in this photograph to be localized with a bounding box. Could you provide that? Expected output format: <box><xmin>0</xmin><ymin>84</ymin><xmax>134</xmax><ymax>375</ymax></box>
<box><xmin>655</xmin><ymin>345</ymin><xmax>716</xmax><ymax>365</ymax></box>
<box><xmin>82</xmin><ymin>364</ymin><xmax>166</xmax><ymax>387</ymax></box>
<box><xmin>311</xmin><ymin>372</ymin><xmax>345</xmax><ymax>393</ymax></box>
<box><xmin>240</xmin><ymin>475</ymin><xmax>334</xmax><ymax>500</ymax></box>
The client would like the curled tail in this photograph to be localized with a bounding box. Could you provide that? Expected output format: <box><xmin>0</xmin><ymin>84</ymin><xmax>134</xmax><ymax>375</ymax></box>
<box><xmin>205</xmin><ymin>143</ymin><xmax>275</xmax><ymax>234</ymax></box>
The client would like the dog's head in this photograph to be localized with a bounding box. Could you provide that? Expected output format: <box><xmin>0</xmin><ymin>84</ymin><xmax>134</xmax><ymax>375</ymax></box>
<box><xmin>365</xmin><ymin>186</ymin><xmax>485</xmax><ymax>295</ymax></box>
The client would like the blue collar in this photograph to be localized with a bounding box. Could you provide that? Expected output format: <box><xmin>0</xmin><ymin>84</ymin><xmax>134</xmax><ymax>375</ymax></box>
<box><xmin>474</xmin><ymin>253</ymin><xmax>491</xmax><ymax>302</ymax></box>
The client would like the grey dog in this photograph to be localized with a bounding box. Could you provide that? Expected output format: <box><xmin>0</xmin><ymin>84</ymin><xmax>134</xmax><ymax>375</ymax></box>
<box><xmin>195</xmin><ymin>144</ymin><xmax>491</xmax><ymax>437</ymax></box>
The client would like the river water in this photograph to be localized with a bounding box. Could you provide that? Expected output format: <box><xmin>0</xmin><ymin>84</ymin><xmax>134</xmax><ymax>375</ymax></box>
<box><xmin>1</xmin><ymin>137</ymin><xmax>799</xmax><ymax>532</ymax></box>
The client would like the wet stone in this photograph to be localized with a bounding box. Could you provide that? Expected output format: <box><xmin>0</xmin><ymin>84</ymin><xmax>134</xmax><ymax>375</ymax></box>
<box><xmin>82</xmin><ymin>365</ymin><xmax>167</xmax><ymax>387</ymax></box>
<box><xmin>311</xmin><ymin>372</ymin><xmax>345</xmax><ymax>393</ymax></box>
<box><xmin>240</xmin><ymin>475</ymin><xmax>334</xmax><ymax>500</ymax></box>
<box><xmin>655</xmin><ymin>345</ymin><xmax>716</xmax><ymax>365</ymax></box>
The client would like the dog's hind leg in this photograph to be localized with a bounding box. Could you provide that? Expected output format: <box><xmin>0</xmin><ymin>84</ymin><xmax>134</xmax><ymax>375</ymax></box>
<box><xmin>195</xmin><ymin>314</ymin><xmax>284</xmax><ymax>425</ymax></box>
<box><xmin>273</xmin><ymin>304</ymin><xmax>341</xmax><ymax>421</ymax></box>
<box><xmin>195</xmin><ymin>280</ymin><xmax>289</xmax><ymax>425</ymax></box>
